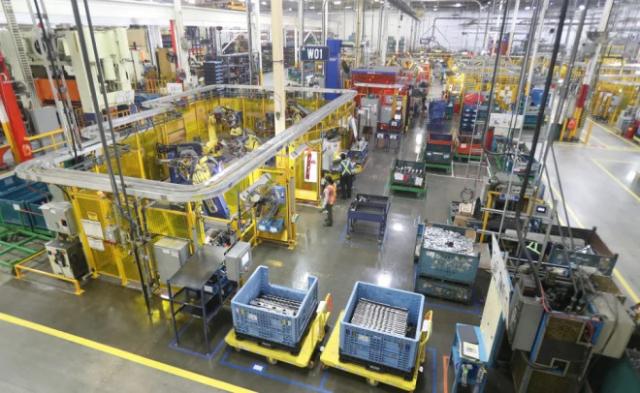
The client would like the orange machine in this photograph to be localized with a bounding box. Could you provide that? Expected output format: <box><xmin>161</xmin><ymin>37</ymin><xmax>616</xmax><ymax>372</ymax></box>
<box><xmin>34</xmin><ymin>78</ymin><xmax>81</xmax><ymax>103</ymax></box>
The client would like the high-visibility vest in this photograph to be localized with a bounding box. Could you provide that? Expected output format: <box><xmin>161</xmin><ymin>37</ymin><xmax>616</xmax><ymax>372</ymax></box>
<box><xmin>340</xmin><ymin>160</ymin><xmax>353</xmax><ymax>176</ymax></box>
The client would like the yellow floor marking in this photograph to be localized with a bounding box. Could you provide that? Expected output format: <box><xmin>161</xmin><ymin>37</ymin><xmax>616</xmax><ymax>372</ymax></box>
<box><xmin>591</xmin><ymin>159</ymin><xmax>640</xmax><ymax>203</ymax></box>
<box><xmin>548</xmin><ymin>182</ymin><xmax>640</xmax><ymax>303</ymax></box>
<box><xmin>613</xmin><ymin>270</ymin><xmax>640</xmax><ymax>304</ymax></box>
<box><xmin>594</xmin><ymin>120</ymin><xmax>640</xmax><ymax>150</ymax></box>
<box><xmin>554</xmin><ymin>142</ymin><xmax>637</xmax><ymax>153</ymax></box>
<box><xmin>589</xmin><ymin>134</ymin><xmax>611</xmax><ymax>149</ymax></box>
<box><xmin>594</xmin><ymin>158</ymin><xmax>640</xmax><ymax>165</ymax></box>
<box><xmin>0</xmin><ymin>312</ymin><xmax>255</xmax><ymax>393</ymax></box>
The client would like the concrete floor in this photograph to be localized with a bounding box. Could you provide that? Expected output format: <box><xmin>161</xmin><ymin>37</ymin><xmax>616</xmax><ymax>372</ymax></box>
<box><xmin>0</xmin><ymin>96</ymin><xmax>638</xmax><ymax>392</ymax></box>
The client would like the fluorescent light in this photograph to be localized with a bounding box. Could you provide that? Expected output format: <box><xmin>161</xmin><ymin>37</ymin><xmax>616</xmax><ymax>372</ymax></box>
<box><xmin>579</xmin><ymin>4</ymin><xmax>586</xmax><ymax>10</ymax></box>
<box><xmin>333</xmin><ymin>0</ymin><xmax>341</xmax><ymax>4</ymax></box>
<box><xmin>345</xmin><ymin>5</ymin><xmax>352</xmax><ymax>8</ymax></box>
<box><xmin>525</xmin><ymin>5</ymin><xmax>531</xmax><ymax>9</ymax></box>
<box><xmin>454</xmin><ymin>2</ymin><xmax>462</xmax><ymax>7</ymax></box>
<box><xmin>310</xmin><ymin>5</ymin><xmax>315</xmax><ymax>9</ymax></box>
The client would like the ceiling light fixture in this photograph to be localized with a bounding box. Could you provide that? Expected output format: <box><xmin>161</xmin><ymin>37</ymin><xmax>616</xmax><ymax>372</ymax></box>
<box><xmin>578</xmin><ymin>4</ymin><xmax>586</xmax><ymax>10</ymax></box>
<box><xmin>454</xmin><ymin>2</ymin><xmax>462</xmax><ymax>7</ymax></box>
<box><xmin>333</xmin><ymin>0</ymin><xmax>341</xmax><ymax>4</ymax></box>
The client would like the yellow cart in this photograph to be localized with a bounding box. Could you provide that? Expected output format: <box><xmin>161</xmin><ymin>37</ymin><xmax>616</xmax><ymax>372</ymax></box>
<box><xmin>320</xmin><ymin>310</ymin><xmax>432</xmax><ymax>392</ymax></box>
<box><xmin>225</xmin><ymin>294</ymin><xmax>333</xmax><ymax>369</ymax></box>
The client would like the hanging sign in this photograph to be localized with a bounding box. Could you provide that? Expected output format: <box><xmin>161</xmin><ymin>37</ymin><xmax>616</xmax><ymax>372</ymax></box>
<box><xmin>300</xmin><ymin>46</ymin><xmax>329</xmax><ymax>62</ymax></box>
<box><xmin>303</xmin><ymin>150</ymin><xmax>318</xmax><ymax>183</ymax></box>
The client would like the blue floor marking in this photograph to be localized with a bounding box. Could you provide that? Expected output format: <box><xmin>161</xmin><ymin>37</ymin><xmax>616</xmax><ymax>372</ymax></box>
<box><xmin>219</xmin><ymin>348</ymin><xmax>332</xmax><ymax>393</ymax></box>
<box><xmin>429</xmin><ymin>347</ymin><xmax>437</xmax><ymax>393</ymax></box>
<box><xmin>424</xmin><ymin>299</ymin><xmax>482</xmax><ymax>316</ymax></box>
<box><xmin>167</xmin><ymin>319</ymin><xmax>218</xmax><ymax>360</ymax></box>
<box><xmin>319</xmin><ymin>370</ymin><xmax>329</xmax><ymax>389</ymax></box>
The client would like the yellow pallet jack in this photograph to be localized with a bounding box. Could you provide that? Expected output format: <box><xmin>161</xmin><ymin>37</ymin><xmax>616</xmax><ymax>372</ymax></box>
<box><xmin>225</xmin><ymin>294</ymin><xmax>333</xmax><ymax>369</ymax></box>
<box><xmin>320</xmin><ymin>310</ymin><xmax>432</xmax><ymax>392</ymax></box>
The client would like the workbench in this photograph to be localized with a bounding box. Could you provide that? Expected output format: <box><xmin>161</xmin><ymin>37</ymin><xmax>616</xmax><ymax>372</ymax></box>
<box><xmin>346</xmin><ymin>194</ymin><xmax>390</xmax><ymax>244</ymax></box>
<box><xmin>167</xmin><ymin>249</ymin><xmax>237</xmax><ymax>356</ymax></box>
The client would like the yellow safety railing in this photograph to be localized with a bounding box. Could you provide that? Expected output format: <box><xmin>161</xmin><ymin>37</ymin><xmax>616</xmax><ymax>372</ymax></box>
<box><xmin>25</xmin><ymin>128</ymin><xmax>65</xmax><ymax>154</ymax></box>
<box><xmin>14</xmin><ymin>250</ymin><xmax>84</xmax><ymax>295</ymax></box>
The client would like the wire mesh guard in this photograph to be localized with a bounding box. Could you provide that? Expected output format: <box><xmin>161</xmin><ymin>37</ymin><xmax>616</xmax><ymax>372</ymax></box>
<box><xmin>422</xmin><ymin>226</ymin><xmax>474</xmax><ymax>256</ymax></box>
<box><xmin>350</xmin><ymin>298</ymin><xmax>409</xmax><ymax>337</ymax></box>
<box><xmin>249</xmin><ymin>293</ymin><xmax>302</xmax><ymax>317</ymax></box>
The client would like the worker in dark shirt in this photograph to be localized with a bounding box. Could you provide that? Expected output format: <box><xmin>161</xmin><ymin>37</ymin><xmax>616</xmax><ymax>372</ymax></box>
<box><xmin>339</xmin><ymin>153</ymin><xmax>355</xmax><ymax>199</ymax></box>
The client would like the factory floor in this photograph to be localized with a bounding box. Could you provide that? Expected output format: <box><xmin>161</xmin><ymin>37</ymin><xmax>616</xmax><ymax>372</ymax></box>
<box><xmin>0</xmin><ymin>108</ymin><xmax>638</xmax><ymax>393</ymax></box>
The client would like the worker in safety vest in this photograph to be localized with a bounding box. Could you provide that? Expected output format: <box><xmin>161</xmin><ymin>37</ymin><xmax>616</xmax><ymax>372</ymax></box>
<box><xmin>339</xmin><ymin>153</ymin><xmax>356</xmax><ymax>199</ymax></box>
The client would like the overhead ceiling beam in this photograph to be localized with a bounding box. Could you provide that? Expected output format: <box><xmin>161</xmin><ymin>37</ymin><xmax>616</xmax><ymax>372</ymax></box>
<box><xmin>388</xmin><ymin>0</ymin><xmax>420</xmax><ymax>20</ymax></box>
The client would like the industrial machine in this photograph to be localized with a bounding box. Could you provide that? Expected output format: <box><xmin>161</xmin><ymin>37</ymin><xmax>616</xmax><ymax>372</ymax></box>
<box><xmin>44</xmin><ymin>238</ymin><xmax>87</xmax><ymax>279</ymax></box>
<box><xmin>504</xmin><ymin>251</ymin><xmax>634</xmax><ymax>393</ymax></box>
<box><xmin>156</xmin><ymin>142</ymin><xmax>230</xmax><ymax>219</ymax></box>
<box><xmin>40</xmin><ymin>201</ymin><xmax>88</xmax><ymax>280</ymax></box>
<box><xmin>0</xmin><ymin>27</ymin><xmax>135</xmax><ymax>118</ymax></box>
<box><xmin>14</xmin><ymin>82</ymin><xmax>355</xmax><ymax>311</ymax></box>
<box><xmin>152</xmin><ymin>236</ymin><xmax>191</xmax><ymax>283</ymax></box>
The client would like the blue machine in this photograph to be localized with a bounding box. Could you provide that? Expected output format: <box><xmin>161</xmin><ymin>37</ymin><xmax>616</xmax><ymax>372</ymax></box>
<box><xmin>450</xmin><ymin>324</ymin><xmax>489</xmax><ymax>393</ymax></box>
<box><xmin>324</xmin><ymin>39</ymin><xmax>342</xmax><ymax>100</ymax></box>
<box><xmin>256</xmin><ymin>185</ymin><xmax>286</xmax><ymax>233</ymax></box>
<box><xmin>157</xmin><ymin>143</ymin><xmax>230</xmax><ymax>219</ymax></box>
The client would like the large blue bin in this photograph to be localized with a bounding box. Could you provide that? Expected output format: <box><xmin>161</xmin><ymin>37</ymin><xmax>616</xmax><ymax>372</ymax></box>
<box><xmin>416</xmin><ymin>223</ymin><xmax>480</xmax><ymax>285</ymax></box>
<box><xmin>0</xmin><ymin>175</ymin><xmax>50</xmax><ymax>229</ymax></box>
<box><xmin>340</xmin><ymin>282</ymin><xmax>425</xmax><ymax>374</ymax></box>
<box><xmin>231</xmin><ymin>266</ymin><xmax>318</xmax><ymax>349</ymax></box>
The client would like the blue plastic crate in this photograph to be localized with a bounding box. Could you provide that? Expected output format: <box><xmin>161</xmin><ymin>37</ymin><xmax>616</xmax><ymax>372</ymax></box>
<box><xmin>416</xmin><ymin>223</ymin><xmax>480</xmax><ymax>285</ymax></box>
<box><xmin>0</xmin><ymin>177</ymin><xmax>50</xmax><ymax>229</ymax></box>
<box><xmin>340</xmin><ymin>282</ymin><xmax>425</xmax><ymax>374</ymax></box>
<box><xmin>26</xmin><ymin>201</ymin><xmax>49</xmax><ymax>231</ymax></box>
<box><xmin>231</xmin><ymin>266</ymin><xmax>318</xmax><ymax>348</ymax></box>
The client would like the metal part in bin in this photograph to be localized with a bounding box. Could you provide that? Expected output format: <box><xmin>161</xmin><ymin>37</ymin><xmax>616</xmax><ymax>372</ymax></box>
<box><xmin>340</xmin><ymin>281</ymin><xmax>425</xmax><ymax>375</ymax></box>
<box><xmin>415</xmin><ymin>275</ymin><xmax>472</xmax><ymax>304</ymax></box>
<box><xmin>351</xmin><ymin>298</ymin><xmax>409</xmax><ymax>336</ymax></box>
<box><xmin>231</xmin><ymin>265</ymin><xmax>318</xmax><ymax>350</ymax></box>
<box><xmin>417</xmin><ymin>223</ymin><xmax>480</xmax><ymax>285</ymax></box>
